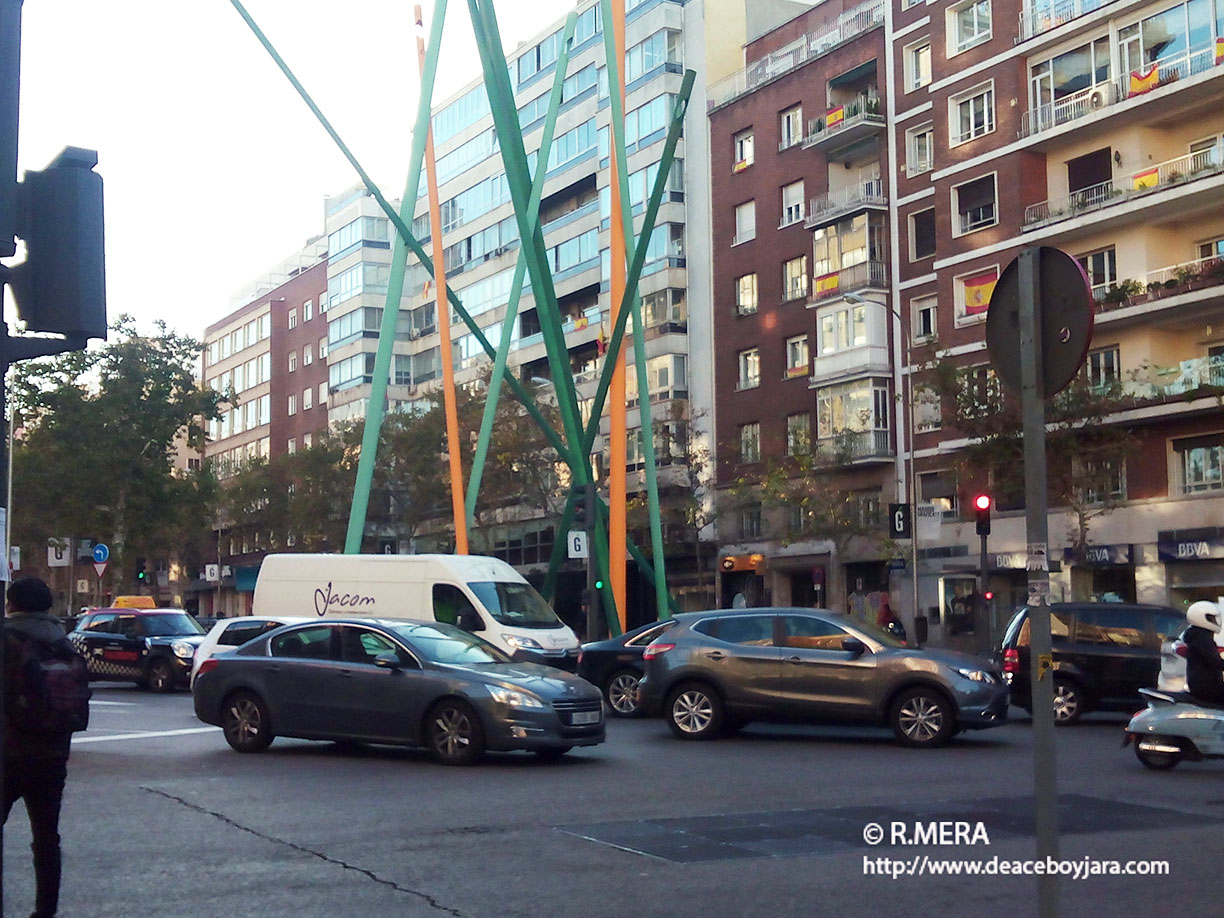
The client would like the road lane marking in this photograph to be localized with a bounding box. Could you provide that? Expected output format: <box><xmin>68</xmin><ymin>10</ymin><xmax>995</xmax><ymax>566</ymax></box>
<box><xmin>74</xmin><ymin>727</ymin><xmax>219</xmax><ymax>744</ymax></box>
<box><xmin>90</xmin><ymin>700</ymin><xmax>141</xmax><ymax>707</ymax></box>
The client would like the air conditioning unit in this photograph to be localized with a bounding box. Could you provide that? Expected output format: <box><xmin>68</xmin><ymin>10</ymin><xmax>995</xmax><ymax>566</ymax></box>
<box><xmin>1088</xmin><ymin>88</ymin><xmax>1108</xmax><ymax>110</ymax></box>
<box><xmin>408</xmin><ymin>328</ymin><xmax>423</xmax><ymax>340</ymax></box>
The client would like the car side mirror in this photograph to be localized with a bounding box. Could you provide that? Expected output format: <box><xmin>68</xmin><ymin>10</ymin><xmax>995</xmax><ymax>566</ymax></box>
<box><xmin>842</xmin><ymin>637</ymin><xmax>868</xmax><ymax>657</ymax></box>
<box><xmin>458</xmin><ymin>610</ymin><xmax>485</xmax><ymax>632</ymax></box>
<box><xmin>373</xmin><ymin>651</ymin><xmax>403</xmax><ymax>670</ymax></box>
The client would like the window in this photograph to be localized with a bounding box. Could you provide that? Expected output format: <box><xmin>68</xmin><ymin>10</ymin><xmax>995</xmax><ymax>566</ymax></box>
<box><xmin>733</xmin><ymin>129</ymin><xmax>754</xmax><ymax>171</ymax></box>
<box><xmin>303</xmin><ymin>300</ymin><xmax>313</xmax><ymax>322</ymax></box>
<box><xmin>1199</xmin><ymin>236</ymin><xmax>1224</xmax><ymax>261</ymax></box>
<box><xmin>288</xmin><ymin>308</ymin><xmax>298</xmax><ymax>330</ymax></box>
<box><xmin>287</xmin><ymin>437</ymin><xmax>296</xmax><ymax>454</ymax></box>
<box><xmin>739</xmin><ymin>422</ymin><xmax>761</xmax><ymax>463</ymax></box>
<box><xmin>906</xmin><ymin>122</ymin><xmax>933</xmax><ymax>175</ymax></box>
<box><xmin>271</xmin><ymin>625</ymin><xmax>331</xmax><ymax>659</ymax></box>
<box><xmin>951</xmin><ymin>84</ymin><xmax>995</xmax><ymax>145</ymax></box>
<box><xmin>786</xmin><ymin>412</ymin><xmax>811</xmax><ymax>456</ymax></box>
<box><xmin>1076</xmin><ymin>608</ymin><xmax>1142</xmax><ymax>647</ymax></box>
<box><xmin>288</xmin><ymin>351</ymin><xmax>297</xmax><ymax>373</ymax></box>
<box><xmin>303</xmin><ymin>433</ymin><xmax>312</xmax><ymax>448</ymax></box>
<box><xmin>920</xmin><ymin>471</ymin><xmax>958</xmax><ymax>515</ymax></box>
<box><xmin>708</xmin><ymin>614</ymin><xmax>774</xmax><ymax>645</ymax></box>
<box><xmin>319</xmin><ymin>382</ymin><xmax>328</xmax><ymax>406</ymax></box>
<box><xmin>734</xmin><ymin>201</ymin><xmax>756</xmax><ymax>244</ymax></box>
<box><xmin>913</xmin><ymin>295</ymin><xmax>938</xmax><ymax>341</ymax></box>
<box><xmin>782</xmin><ymin>255</ymin><xmax>809</xmax><ymax>301</ymax></box>
<box><xmin>905</xmin><ymin>39</ymin><xmax>932</xmax><ymax>91</ymax></box>
<box><xmin>910</xmin><ymin>208</ymin><xmax>936</xmax><ymax>260</ymax></box>
<box><xmin>737</xmin><ymin>348</ymin><xmax>761</xmax><ymax>390</ymax></box>
<box><xmin>287</xmin><ymin>394</ymin><xmax>297</xmax><ymax>416</ymax></box>
<box><xmin>780</xmin><ymin>181</ymin><xmax>805</xmax><ymax>227</ymax></box>
<box><xmin>303</xmin><ymin>387</ymin><xmax>313</xmax><ymax>411</ymax></box>
<box><xmin>1077</xmin><ymin>248</ymin><xmax>1118</xmax><ymax>300</ymax></box>
<box><xmin>816</xmin><ymin>379</ymin><xmax>890</xmax><ymax>439</ymax></box>
<box><xmin>818</xmin><ymin>304</ymin><xmax>868</xmax><ymax>355</ymax></box>
<box><xmin>303</xmin><ymin>344</ymin><xmax>313</xmax><ymax>366</ymax></box>
<box><xmin>1176</xmin><ymin>435</ymin><xmax>1224</xmax><ymax>493</ymax></box>
<box><xmin>955</xmin><ymin>266</ymin><xmax>999</xmax><ymax>319</ymax></box>
<box><xmin>1086</xmin><ymin>345</ymin><xmax>1120</xmax><ymax>391</ymax></box>
<box><xmin>735</xmin><ymin>273</ymin><xmax>758</xmax><ymax>315</ymax></box>
<box><xmin>951</xmin><ymin>0</ymin><xmax>992</xmax><ymax>53</ymax></box>
<box><xmin>739</xmin><ymin>506</ymin><xmax>763</xmax><ymax>539</ymax></box>
<box><xmin>954</xmin><ymin>175</ymin><xmax>997</xmax><ymax>234</ymax></box>
<box><xmin>960</xmin><ymin>364</ymin><xmax>998</xmax><ymax>417</ymax></box>
<box><xmin>319</xmin><ymin>336</ymin><xmax>328</xmax><ymax>359</ymax></box>
<box><xmin>779</xmin><ymin>105</ymin><xmax>803</xmax><ymax>149</ymax></box>
<box><xmin>785</xmin><ymin>335</ymin><xmax>809</xmax><ymax>378</ymax></box>
<box><xmin>1080</xmin><ymin>456</ymin><xmax>1125</xmax><ymax>504</ymax></box>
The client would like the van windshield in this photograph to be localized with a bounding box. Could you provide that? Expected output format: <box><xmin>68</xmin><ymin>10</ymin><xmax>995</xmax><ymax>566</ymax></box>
<box><xmin>468</xmin><ymin>581</ymin><xmax>561</xmax><ymax>628</ymax></box>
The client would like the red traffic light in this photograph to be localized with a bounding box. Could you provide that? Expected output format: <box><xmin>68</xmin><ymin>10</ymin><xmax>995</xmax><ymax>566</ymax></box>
<box><xmin>983</xmin><ymin>590</ymin><xmax>995</xmax><ymax>601</ymax></box>
<box><xmin>973</xmin><ymin>494</ymin><xmax>992</xmax><ymax>511</ymax></box>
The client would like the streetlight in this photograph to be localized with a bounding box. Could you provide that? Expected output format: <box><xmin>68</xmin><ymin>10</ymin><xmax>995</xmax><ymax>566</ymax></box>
<box><xmin>844</xmin><ymin>291</ymin><xmax>919</xmax><ymax>640</ymax></box>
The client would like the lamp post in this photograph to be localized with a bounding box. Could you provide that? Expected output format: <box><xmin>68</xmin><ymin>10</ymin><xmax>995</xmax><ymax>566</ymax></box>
<box><xmin>845</xmin><ymin>292</ymin><xmax>919</xmax><ymax>639</ymax></box>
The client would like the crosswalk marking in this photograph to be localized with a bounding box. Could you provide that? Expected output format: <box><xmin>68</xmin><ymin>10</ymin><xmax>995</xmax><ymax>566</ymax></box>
<box><xmin>73</xmin><ymin>727</ymin><xmax>219</xmax><ymax>744</ymax></box>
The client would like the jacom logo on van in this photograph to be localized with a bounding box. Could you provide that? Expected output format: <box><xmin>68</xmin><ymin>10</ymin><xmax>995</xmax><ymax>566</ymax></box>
<box><xmin>314</xmin><ymin>582</ymin><xmax>377</xmax><ymax>616</ymax></box>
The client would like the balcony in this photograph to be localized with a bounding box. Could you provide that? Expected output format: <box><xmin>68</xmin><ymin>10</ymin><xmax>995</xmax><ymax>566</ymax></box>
<box><xmin>805</xmin><ymin>179</ymin><xmax>886</xmax><ymax>228</ymax></box>
<box><xmin>1093</xmin><ymin>253</ymin><xmax>1224</xmax><ymax>314</ymax></box>
<box><xmin>814</xmin><ymin>429</ymin><xmax>893</xmax><ymax>463</ymax></box>
<box><xmin>807</xmin><ymin>260</ymin><xmax>888</xmax><ymax>303</ymax></box>
<box><xmin>1017</xmin><ymin>0</ymin><xmax>1112</xmax><ymax>42</ymax></box>
<box><xmin>1023</xmin><ymin>142</ymin><xmax>1224</xmax><ymax>228</ymax></box>
<box><xmin>706</xmin><ymin>0</ymin><xmax>885</xmax><ymax>111</ymax></box>
<box><xmin>803</xmin><ymin>94</ymin><xmax>885</xmax><ymax>152</ymax></box>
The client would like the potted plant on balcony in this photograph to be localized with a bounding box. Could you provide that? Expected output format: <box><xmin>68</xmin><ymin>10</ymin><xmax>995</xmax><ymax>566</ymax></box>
<box><xmin>1104</xmin><ymin>279</ymin><xmax>1145</xmax><ymax>304</ymax></box>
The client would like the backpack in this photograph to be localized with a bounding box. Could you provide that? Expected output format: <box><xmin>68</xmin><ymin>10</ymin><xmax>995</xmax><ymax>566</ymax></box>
<box><xmin>7</xmin><ymin>632</ymin><xmax>92</xmax><ymax>733</ymax></box>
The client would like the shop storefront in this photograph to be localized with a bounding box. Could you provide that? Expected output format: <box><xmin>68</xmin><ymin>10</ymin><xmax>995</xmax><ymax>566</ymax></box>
<box><xmin>1064</xmin><ymin>544</ymin><xmax>1136</xmax><ymax>602</ymax></box>
<box><xmin>1159</xmin><ymin>532</ymin><xmax>1224</xmax><ymax>609</ymax></box>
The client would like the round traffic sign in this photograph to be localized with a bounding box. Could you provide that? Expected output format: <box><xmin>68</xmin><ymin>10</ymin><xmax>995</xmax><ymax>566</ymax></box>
<box><xmin>92</xmin><ymin>543</ymin><xmax>110</xmax><ymax>564</ymax></box>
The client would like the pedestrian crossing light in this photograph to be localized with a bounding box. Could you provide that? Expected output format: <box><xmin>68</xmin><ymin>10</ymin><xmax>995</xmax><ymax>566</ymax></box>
<box><xmin>974</xmin><ymin>494</ymin><xmax>992</xmax><ymax>536</ymax></box>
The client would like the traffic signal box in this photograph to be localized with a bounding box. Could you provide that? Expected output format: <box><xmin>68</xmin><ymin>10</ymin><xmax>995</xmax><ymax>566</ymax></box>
<box><xmin>974</xmin><ymin>494</ymin><xmax>992</xmax><ymax>536</ymax></box>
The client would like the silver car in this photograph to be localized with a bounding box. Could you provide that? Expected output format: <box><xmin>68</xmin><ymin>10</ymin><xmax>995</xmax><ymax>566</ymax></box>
<box><xmin>636</xmin><ymin>608</ymin><xmax>1008</xmax><ymax>747</ymax></box>
<box><xmin>193</xmin><ymin>618</ymin><xmax>604</xmax><ymax>765</ymax></box>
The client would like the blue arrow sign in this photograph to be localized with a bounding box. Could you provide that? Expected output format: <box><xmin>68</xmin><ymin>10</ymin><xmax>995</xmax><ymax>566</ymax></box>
<box><xmin>92</xmin><ymin>543</ymin><xmax>109</xmax><ymax>564</ymax></box>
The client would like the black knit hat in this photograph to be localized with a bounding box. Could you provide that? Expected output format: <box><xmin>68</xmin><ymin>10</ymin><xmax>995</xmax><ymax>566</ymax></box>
<box><xmin>7</xmin><ymin>577</ymin><xmax>54</xmax><ymax>613</ymax></box>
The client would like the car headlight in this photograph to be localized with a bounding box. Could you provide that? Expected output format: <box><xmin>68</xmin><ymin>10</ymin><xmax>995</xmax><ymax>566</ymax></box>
<box><xmin>502</xmin><ymin>634</ymin><xmax>543</xmax><ymax>651</ymax></box>
<box><xmin>487</xmin><ymin>686</ymin><xmax>545</xmax><ymax>708</ymax></box>
<box><xmin>954</xmin><ymin>667</ymin><xmax>994</xmax><ymax>683</ymax></box>
<box><xmin>171</xmin><ymin>641</ymin><xmax>195</xmax><ymax>659</ymax></box>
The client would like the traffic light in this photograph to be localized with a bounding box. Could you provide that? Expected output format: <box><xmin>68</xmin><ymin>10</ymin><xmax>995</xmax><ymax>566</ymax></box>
<box><xmin>572</xmin><ymin>485</ymin><xmax>588</xmax><ymax>527</ymax></box>
<box><xmin>974</xmin><ymin>494</ymin><xmax>992</xmax><ymax>536</ymax></box>
<box><xmin>135</xmin><ymin>557</ymin><xmax>147</xmax><ymax>582</ymax></box>
<box><xmin>594</xmin><ymin>576</ymin><xmax>604</xmax><ymax>591</ymax></box>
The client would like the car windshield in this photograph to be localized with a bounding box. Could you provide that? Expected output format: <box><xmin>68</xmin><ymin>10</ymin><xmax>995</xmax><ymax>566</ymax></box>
<box><xmin>388</xmin><ymin>622</ymin><xmax>511</xmax><ymax>665</ymax></box>
<box><xmin>847</xmin><ymin>619</ymin><xmax>908</xmax><ymax>648</ymax></box>
<box><xmin>467</xmin><ymin>581</ymin><xmax>561</xmax><ymax>628</ymax></box>
<box><xmin>143</xmin><ymin>612</ymin><xmax>206</xmax><ymax>636</ymax></box>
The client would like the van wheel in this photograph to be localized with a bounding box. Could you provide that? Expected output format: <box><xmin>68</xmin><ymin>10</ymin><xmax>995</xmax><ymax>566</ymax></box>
<box><xmin>1052</xmin><ymin>678</ymin><xmax>1084</xmax><ymax>725</ymax></box>
<box><xmin>890</xmin><ymin>687</ymin><xmax>954</xmax><ymax>747</ymax></box>
<box><xmin>427</xmin><ymin>700</ymin><xmax>485</xmax><ymax>766</ymax></box>
<box><xmin>222</xmin><ymin>691</ymin><xmax>274</xmax><ymax>753</ymax></box>
<box><xmin>665</xmin><ymin>683</ymin><xmax>724</xmax><ymax>739</ymax></box>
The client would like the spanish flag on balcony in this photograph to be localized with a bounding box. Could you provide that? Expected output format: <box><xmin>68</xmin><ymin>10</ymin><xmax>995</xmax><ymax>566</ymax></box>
<box><xmin>1132</xmin><ymin>167</ymin><xmax>1160</xmax><ymax>190</ymax></box>
<box><xmin>1217</xmin><ymin>37</ymin><xmax>1224</xmax><ymax>65</ymax></box>
<box><xmin>814</xmin><ymin>272</ymin><xmax>841</xmax><ymax>295</ymax></box>
<box><xmin>962</xmin><ymin>270</ymin><xmax>998</xmax><ymax>315</ymax></box>
<box><xmin>1128</xmin><ymin>64</ymin><xmax>1159</xmax><ymax>97</ymax></box>
<box><xmin>596</xmin><ymin>324</ymin><xmax>607</xmax><ymax>356</ymax></box>
<box><xmin>826</xmin><ymin>105</ymin><xmax>845</xmax><ymax>128</ymax></box>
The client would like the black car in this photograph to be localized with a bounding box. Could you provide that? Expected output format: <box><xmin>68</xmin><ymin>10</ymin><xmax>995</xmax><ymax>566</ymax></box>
<box><xmin>193</xmin><ymin>618</ymin><xmax>605</xmax><ymax>765</ymax></box>
<box><xmin>578</xmin><ymin>620</ymin><xmax>674</xmax><ymax>717</ymax></box>
<box><xmin>69</xmin><ymin>608</ymin><xmax>207</xmax><ymax>692</ymax></box>
<box><xmin>999</xmin><ymin>602</ymin><xmax>1185</xmax><ymax>724</ymax></box>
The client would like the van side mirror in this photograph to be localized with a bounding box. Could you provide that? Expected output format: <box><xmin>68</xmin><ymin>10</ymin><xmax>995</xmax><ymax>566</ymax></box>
<box><xmin>842</xmin><ymin>637</ymin><xmax>867</xmax><ymax>657</ymax></box>
<box><xmin>458</xmin><ymin>610</ymin><xmax>485</xmax><ymax>632</ymax></box>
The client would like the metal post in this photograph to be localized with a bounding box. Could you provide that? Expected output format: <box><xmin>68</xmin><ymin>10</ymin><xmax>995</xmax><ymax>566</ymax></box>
<box><xmin>1018</xmin><ymin>247</ymin><xmax>1059</xmax><ymax>918</ymax></box>
<box><xmin>978</xmin><ymin>531</ymin><xmax>989</xmax><ymax>653</ymax></box>
<box><xmin>584</xmin><ymin>482</ymin><xmax>601</xmax><ymax>640</ymax></box>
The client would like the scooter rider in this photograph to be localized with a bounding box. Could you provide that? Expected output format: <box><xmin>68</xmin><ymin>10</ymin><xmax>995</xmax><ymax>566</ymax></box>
<box><xmin>1184</xmin><ymin>601</ymin><xmax>1224</xmax><ymax>706</ymax></box>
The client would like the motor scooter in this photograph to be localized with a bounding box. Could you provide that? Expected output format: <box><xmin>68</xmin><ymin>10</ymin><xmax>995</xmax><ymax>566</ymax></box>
<box><xmin>1124</xmin><ymin>688</ymin><xmax>1224</xmax><ymax>770</ymax></box>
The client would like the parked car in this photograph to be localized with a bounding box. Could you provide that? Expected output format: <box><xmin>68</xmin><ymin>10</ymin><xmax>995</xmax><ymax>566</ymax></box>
<box><xmin>190</xmin><ymin>616</ymin><xmax>309</xmax><ymax>689</ymax></box>
<box><xmin>999</xmin><ymin>602</ymin><xmax>1185</xmax><ymax>724</ymax></box>
<box><xmin>636</xmin><ymin>608</ymin><xmax>1008</xmax><ymax>747</ymax></box>
<box><xmin>578</xmin><ymin>620</ymin><xmax>675</xmax><ymax>717</ymax></box>
<box><xmin>193</xmin><ymin>618</ymin><xmax>605</xmax><ymax>765</ymax></box>
<box><xmin>69</xmin><ymin>608</ymin><xmax>207</xmax><ymax>692</ymax></box>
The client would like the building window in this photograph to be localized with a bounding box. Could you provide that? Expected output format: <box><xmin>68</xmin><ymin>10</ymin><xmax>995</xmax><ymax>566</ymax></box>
<box><xmin>960</xmin><ymin>364</ymin><xmax>998</xmax><ymax>417</ymax></box>
<box><xmin>319</xmin><ymin>336</ymin><xmax>328</xmax><ymax>359</ymax></box>
<box><xmin>912</xmin><ymin>294</ymin><xmax>938</xmax><ymax>342</ymax></box>
<box><xmin>953</xmin><ymin>175</ymin><xmax>997</xmax><ymax>234</ymax></box>
<box><xmin>782</xmin><ymin>255</ymin><xmax>809</xmax><ymax>301</ymax></box>
<box><xmin>303</xmin><ymin>300</ymin><xmax>313</xmax><ymax>322</ymax></box>
<box><xmin>816</xmin><ymin>379</ymin><xmax>890</xmax><ymax>440</ymax></box>
<box><xmin>303</xmin><ymin>344</ymin><xmax>313</xmax><ymax>366</ymax></box>
<box><xmin>734</xmin><ymin>201</ymin><xmax>756</xmax><ymax>245</ymax></box>
<box><xmin>905</xmin><ymin>39</ymin><xmax>932</xmax><ymax>92</ymax></box>
<box><xmin>1077</xmin><ymin>247</ymin><xmax>1117</xmax><ymax>301</ymax></box>
<box><xmin>906</xmin><ymin>122</ymin><xmax>933</xmax><ymax>174</ymax></box>
<box><xmin>780</xmin><ymin>180</ymin><xmax>805</xmax><ymax>227</ymax></box>
<box><xmin>303</xmin><ymin>387</ymin><xmax>313</xmax><ymax>411</ymax></box>
<box><xmin>1086</xmin><ymin>345</ymin><xmax>1120</xmax><ymax>391</ymax></box>
<box><xmin>951</xmin><ymin>83</ymin><xmax>995</xmax><ymax>145</ymax></box>
<box><xmin>287</xmin><ymin>394</ymin><xmax>297</xmax><ymax>416</ymax></box>
<box><xmin>1177</xmin><ymin>435</ymin><xmax>1224</xmax><ymax>493</ymax></box>
<box><xmin>288</xmin><ymin>351</ymin><xmax>297</xmax><ymax>373</ymax></box>
<box><xmin>287</xmin><ymin>438</ymin><xmax>296</xmax><ymax>455</ymax></box>
<box><xmin>737</xmin><ymin>348</ymin><xmax>761</xmax><ymax>390</ymax></box>
<box><xmin>288</xmin><ymin>308</ymin><xmax>298</xmax><ymax>330</ymax></box>
<box><xmin>786</xmin><ymin>412</ymin><xmax>810</xmax><ymax>456</ymax></box>
<box><xmin>951</xmin><ymin>0</ymin><xmax>992</xmax><ymax>54</ymax></box>
<box><xmin>818</xmin><ymin>303</ymin><xmax>868</xmax><ymax>355</ymax></box>
<box><xmin>910</xmin><ymin>208</ymin><xmax>936</xmax><ymax>260</ymax></box>
<box><xmin>739</xmin><ymin>506</ymin><xmax>763</xmax><ymax>539</ymax></box>
<box><xmin>1200</xmin><ymin>236</ymin><xmax>1224</xmax><ymax>261</ymax></box>
<box><xmin>735</xmin><ymin>273</ymin><xmax>758</xmax><ymax>315</ymax></box>
<box><xmin>1080</xmin><ymin>457</ymin><xmax>1125</xmax><ymax>505</ymax></box>
<box><xmin>920</xmin><ymin>471</ymin><xmax>958</xmax><ymax>515</ymax></box>
<box><xmin>785</xmin><ymin>335</ymin><xmax>809</xmax><ymax>378</ymax></box>
<box><xmin>319</xmin><ymin>382</ymin><xmax>328</xmax><ymax>406</ymax></box>
<box><xmin>739</xmin><ymin>422</ymin><xmax>761</xmax><ymax>463</ymax></box>
<box><xmin>779</xmin><ymin>105</ymin><xmax>803</xmax><ymax>149</ymax></box>
<box><xmin>733</xmin><ymin>129</ymin><xmax>754</xmax><ymax>171</ymax></box>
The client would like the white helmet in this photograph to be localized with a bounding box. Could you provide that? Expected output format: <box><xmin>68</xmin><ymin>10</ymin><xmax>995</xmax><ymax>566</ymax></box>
<box><xmin>1186</xmin><ymin>601</ymin><xmax>1222</xmax><ymax>633</ymax></box>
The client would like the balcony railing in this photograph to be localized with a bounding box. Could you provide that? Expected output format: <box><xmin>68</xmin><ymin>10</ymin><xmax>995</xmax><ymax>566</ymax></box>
<box><xmin>808</xmin><ymin>260</ymin><xmax>888</xmax><ymax>302</ymax></box>
<box><xmin>1018</xmin><ymin>0</ymin><xmax>1112</xmax><ymax>41</ymax></box>
<box><xmin>1094</xmin><ymin>254</ymin><xmax>1224</xmax><ymax>308</ymax></box>
<box><xmin>707</xmin><ymin>0</ymin><xmax>885</xmax><ymax>110</ymax></box>
<box><xmin>1023</xmin><ymin>142</ymin><xmax>1224</xmax><ymax>227</ymax></box>
<box><xmin>1125</xmin><ymin>355</ymin><xmax>1224</xmax><ymax>400</ymax></box>
<box><xmin>805</xmin><ymin>179</ymin><xmax>885</xmax><ymax>227</ymax></box>
<box><xmin>814</xmin><ymin>429</ymin><xmax>893</xmax><ymax>461</ymax></box>
<box><xmin>803</xmin><ymin>93</ymin><xmax>884</xmax><ymax>147</ymax></box>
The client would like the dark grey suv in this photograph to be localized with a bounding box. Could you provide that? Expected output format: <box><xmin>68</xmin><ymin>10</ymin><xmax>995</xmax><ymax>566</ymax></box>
<box><xmin>636</xmin><ymin>608</ymin><xmax>1008</xmax><ymax>747</ymax></box>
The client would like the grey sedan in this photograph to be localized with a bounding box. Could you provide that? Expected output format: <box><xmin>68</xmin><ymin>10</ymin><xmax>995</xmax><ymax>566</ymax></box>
<box><xmin>192</xmin><ymin>618</ymin><xmax>605</xmax><ymax>765</ymax></box>
<box><xmin>636</xmin><ymin>608</ymin><xmax>1008</xmax><ymax>747</ymax></box>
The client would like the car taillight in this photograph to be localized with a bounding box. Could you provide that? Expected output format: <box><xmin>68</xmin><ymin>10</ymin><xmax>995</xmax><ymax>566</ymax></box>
<box><xmin>1003</xmin><ymin>648</ymin><xmax>1020</xmax><ymax>674</ymax></box>
<box><xmin>197</xmin><ymin>659</ymin><xmax>219</xmax><ymax>679</ymax></box>
<box><xmin>577</xmin><ymin>649</ymin><xmax>584</xmax><ymax>665</ymax></box>
<box><xmin>642</xmin><ymin>642</ymin><xmax>675</xmax><ymax>661</ymax></box>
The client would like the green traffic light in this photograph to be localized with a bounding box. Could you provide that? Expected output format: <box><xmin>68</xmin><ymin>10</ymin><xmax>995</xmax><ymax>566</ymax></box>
<box><xmin>594</xmin><ymin>579</ymin><xmax>604</xmax><ymax>590</ymax></box>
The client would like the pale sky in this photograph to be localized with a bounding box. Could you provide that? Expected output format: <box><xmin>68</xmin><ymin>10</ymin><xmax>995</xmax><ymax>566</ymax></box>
<box><xmin>13</xmin><ymin>0</ymin><xmax>577</xmax><ymax>341</ymax></box>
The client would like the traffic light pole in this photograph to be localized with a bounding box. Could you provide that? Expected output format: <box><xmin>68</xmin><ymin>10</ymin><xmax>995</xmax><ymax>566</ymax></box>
<box><xmin>978</xmin><ymin>532</ymin><xmax>989</xmax><ymax>652</ymax></box>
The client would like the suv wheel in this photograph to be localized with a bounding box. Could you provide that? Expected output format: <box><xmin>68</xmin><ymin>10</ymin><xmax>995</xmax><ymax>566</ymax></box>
<box><xmin>1052</xmin><ymin>678</ymin><xmax>1084</xmax><ymax>725</ymax></box>
<box><xmin>665</xmin><ymin>683</ymin><xmax>724</xmax><ymax>740</ymax></box>
<box><xmin>147</xmin><ymin>659</ymin><xmax>175</xmax><ymax>694</ymax></box>
<box><xmin>890</xmin><ymin>687</ymin><xmax>954</xmax><ymax>747</ymax></box>
<box><xmin>222</xmin><ymin>691</ymin><xmax>274</xmax><ymax>753</ymax></box>
<box><xmin>604</xmin><ymin>670</ymin><xmax>642</xmax><ymax>717</ymax></box>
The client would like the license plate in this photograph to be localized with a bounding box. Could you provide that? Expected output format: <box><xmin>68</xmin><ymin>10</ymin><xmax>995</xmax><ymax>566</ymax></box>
<box><xmin>570</xmin><ymin>710</ymin><xmax>601</xmax><ymax>725</ymax></box>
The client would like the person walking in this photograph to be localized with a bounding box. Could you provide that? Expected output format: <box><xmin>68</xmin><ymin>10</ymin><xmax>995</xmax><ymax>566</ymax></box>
<box><xmin>4</xmin><ymin>576</ymin><xmax>89</xmax><ymax>918</ymax></box>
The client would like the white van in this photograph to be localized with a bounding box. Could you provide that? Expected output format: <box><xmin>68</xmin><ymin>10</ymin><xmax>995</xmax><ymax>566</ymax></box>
<box><xmin>251</xmin><ymin>553</ymin><xmax>580</xmax><ymax>669</ymax></box>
